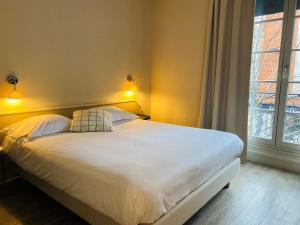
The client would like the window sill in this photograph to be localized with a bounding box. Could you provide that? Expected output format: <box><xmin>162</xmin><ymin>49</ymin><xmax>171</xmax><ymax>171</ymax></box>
<box><xmin>248</xmin><ymin>141</ymin><xmax>300</xmax><ymax>174</ymax></box>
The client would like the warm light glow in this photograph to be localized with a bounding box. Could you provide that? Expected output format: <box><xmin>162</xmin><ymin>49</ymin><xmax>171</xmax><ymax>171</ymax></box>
<box><xmin>6</xmin><ymin>86</ymin><xmax>22</xmax><ymax>105</ymax></box>
<box><xmin>6</xmin><ymin>98</ymin><xmax>21</xmax><ymax>105</ymax></box>
<box><xmin>124</xmin><ymin>90</ymin><xmax>136</xmax><ymax>97</ymax></box>
<box><xmin>123</xmin><ymin>82</ymin><xmax>137</xmax><ymax>99</ymax></box>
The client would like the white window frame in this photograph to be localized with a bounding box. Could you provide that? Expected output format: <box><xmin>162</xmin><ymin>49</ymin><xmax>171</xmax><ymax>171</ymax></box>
<box><xmin>249</xmin><ymin>0</ymin><xmax>300</xmax><ymax>155</ymax></box>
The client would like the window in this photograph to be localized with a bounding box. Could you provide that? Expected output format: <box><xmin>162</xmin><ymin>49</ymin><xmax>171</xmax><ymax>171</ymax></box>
<box><xmin>248</xmin><ymin>0</ymin><xmax>300</xmax><ymax>150</ymax></box>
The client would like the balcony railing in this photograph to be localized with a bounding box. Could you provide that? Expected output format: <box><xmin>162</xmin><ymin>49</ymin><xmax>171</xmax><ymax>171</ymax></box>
<box><xmin>248</xmin><ymin>107</ymin><xmax>300</xmax><ymax>144</ymax></box>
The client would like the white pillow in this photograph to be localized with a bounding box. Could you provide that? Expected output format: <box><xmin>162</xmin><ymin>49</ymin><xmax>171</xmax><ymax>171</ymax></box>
<box><xmin>99</xmin><ymin>106</ymin><xmax>138</xmax><ymax>122</ymax></box>
<box><xmin>1</xmin><ymin>114</ymin><xmax>71</xmax><ymax>141</ymax></box>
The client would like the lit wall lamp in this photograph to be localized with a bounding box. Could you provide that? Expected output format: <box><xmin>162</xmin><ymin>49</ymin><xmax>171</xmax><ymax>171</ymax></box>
<box><xmin>124</xmin><ymin>74</ymin><xmax>143</xmax><ymax>114</ymax></box>
<box><xmin>7</xmin><ymin>74</ymin><xmax>22</xmax><ymax>104</ymax></box>
<box><xmin>124</xmin><ymin>74</ymin><xmax>137</xmax><ymax>98</ymax></box>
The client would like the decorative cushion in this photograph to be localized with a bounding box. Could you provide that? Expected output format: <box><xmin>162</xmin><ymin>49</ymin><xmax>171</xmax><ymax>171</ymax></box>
<box><xmin>70</xmin><ymin>108</ymin><xmax>113</xmax><ymax>132</ymax></box>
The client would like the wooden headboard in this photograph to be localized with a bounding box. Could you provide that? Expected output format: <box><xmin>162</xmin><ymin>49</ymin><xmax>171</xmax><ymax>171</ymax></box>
<box><xmin>0</xmin><ymin>101</ymin><xmax>140</xmax><ymax>130</ymax></box>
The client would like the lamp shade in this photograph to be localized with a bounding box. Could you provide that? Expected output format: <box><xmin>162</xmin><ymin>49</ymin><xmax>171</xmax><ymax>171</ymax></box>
<box><xmin>8</xmin><ymin>87</ymin><xmax>22</xmax><ymax>99</ymax></box>
<box><xmin>7</xmin><ymin>86</ymin><xmax>22</xmax><ymax>104</ymax></box>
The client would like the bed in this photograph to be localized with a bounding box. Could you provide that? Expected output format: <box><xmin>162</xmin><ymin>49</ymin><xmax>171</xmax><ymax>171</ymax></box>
<box><xmin>1</xmin><ymin>103</ymin><xmax>243</xmax><ymax>225</ymax></box>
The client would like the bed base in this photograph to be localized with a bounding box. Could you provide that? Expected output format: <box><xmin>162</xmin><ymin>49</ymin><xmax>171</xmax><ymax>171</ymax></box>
<box><xmin>19</xmin><ymin>158</ymin><xmax>240</xmax><ymax>225</ymax></box>
<box><xmin>222</xmin><ymin>183</ymin><xmax>230</xmax><ymax>189</ymax></box>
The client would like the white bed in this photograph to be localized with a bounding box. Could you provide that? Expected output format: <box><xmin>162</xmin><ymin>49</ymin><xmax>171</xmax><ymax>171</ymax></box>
<box><xmin>3</xmin><ymin>119</ymin><xmax>243</xmax><ymax>225</ymax></box>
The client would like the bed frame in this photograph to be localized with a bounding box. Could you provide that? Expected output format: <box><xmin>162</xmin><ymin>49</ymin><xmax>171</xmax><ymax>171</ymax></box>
<box><xmin>0</xmin><ymin>101</ymin><xmax>140</xmax><ymax>130</ymax></box>
<box><xmin>1</xmin><ymin>101</ymin><xmax>241</xmax><ymax>225</ymax></box>
<box><xmin>19</xmin><ymin>159</ymin><xmax>240</xmax><ymax>225</ymax></box>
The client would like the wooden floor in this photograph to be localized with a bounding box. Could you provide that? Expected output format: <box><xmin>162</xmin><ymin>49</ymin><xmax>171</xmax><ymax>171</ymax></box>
<box><xmin>0</xmin><ymin>163</ymin><xmax>300</xmax><ymax>225</ymax></box>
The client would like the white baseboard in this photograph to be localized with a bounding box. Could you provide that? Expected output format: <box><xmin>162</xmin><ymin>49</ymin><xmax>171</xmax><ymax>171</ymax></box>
<box><xmin>248</xmin><ymin>146</ymin><xmax>300</xmax><ymax>174</ymax></box>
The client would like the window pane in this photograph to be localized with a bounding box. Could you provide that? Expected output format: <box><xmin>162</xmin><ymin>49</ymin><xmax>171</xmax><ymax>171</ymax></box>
<box><xmin>248</xmin><ymin>107</ymin><xmax>274</xmax><ymax>139</ymax></box>
<box><xmin>297</xmin><ymin>0</ymin><xmax>300</xmax><ymax>16</ymax></box>
<box><xmin>248</xmin><ymin>53</ymin><xmax>279</xmax><ymax>139</ymax></box>
<box><xmin>250</xmin><ymin>52</ymin><xmax>280</xmax><ymax>81</ymax></box>
<box><xmin>292</xmin><ymin>18</ymin><xmax>300</xmax><ymax>49</ymax></box>
<box><xmin>289</xmin><ymin>52</ymin><xmax>300</xmax><ymax>82</ymax></box>
<box><xmin>283</xmin><ymin>84</ymin><xmax>300</xmax><ymax>144</ymax></box>
<box><xmin>252</xmin><ymin>20</ymin><xmax>283</xmax><ymax>52</ymax></box>
<box><xmin>254</xmin><ymin>13</ymin><xmax>284</xmax><ymax>23</ymax></box>
<box><xmin>249</xmin><ymin>0</ymin><xmax>284</xmax><ymax>141</ymax></box>
<box><xmin>283</xmin><ymin>52</ymin><xmax>300</xmax><ymax>144</ymax></box>
<box><xmin>255</xmin><ymin>0</ymin><xmax>284</xmax><ymax>18</ymax></box>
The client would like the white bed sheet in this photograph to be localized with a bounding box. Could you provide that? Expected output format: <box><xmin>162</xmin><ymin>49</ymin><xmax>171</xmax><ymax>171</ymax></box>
<box><xmin>4</xmin><ymin>120</ymin><xmax>243</xmax><ymax>225</ymax></box>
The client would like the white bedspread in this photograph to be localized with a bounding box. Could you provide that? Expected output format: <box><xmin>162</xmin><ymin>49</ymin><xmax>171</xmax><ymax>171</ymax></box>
<box><xmin>4</xmin><ymin>120</ymin><xmax>243</xmax><ymax>225</ymax></box>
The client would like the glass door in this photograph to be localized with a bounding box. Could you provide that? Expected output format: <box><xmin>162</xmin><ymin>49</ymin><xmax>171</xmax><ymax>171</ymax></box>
<box><xmin>277</xmin><ymin>0</ymin><xmax>300</xmax><ymax>149</ymax></box>
<box><xmin>248</xmin><ymin>0</ymin><xmax>300</xmax><ymax>152</ymax></box>
<box><xmin>248</xmin><ymin>0</ymin><xmax>285</xmax><ymax>144</ymax></box>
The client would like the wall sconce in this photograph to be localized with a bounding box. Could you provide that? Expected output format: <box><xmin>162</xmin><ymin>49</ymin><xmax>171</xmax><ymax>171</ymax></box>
<box><xmin>6</xmin><ymin>74</ymin><xmax>22</xmax><ymax>104</ymax></box>
<box><xmin>124</xmin><ymin>74</ymin><xmax>137</xmax><ymax>98</ymax></box>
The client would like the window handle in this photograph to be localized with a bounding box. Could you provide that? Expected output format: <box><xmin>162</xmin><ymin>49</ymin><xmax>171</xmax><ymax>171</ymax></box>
<box><xmin>283</xmin><ymin>65</ymin><xmax>289</xmax><ymax>80</ymax></box>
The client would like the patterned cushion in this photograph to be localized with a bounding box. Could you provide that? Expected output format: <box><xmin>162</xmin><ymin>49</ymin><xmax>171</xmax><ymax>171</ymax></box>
<box><xmin>70</xmin><ymin>108</ymin><xmax>113</xmax><ymax>132</ymax></box>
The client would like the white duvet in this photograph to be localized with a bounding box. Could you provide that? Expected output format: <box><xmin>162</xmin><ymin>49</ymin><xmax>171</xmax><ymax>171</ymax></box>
<box><xmin>4</xmin><ymin>120</ymin><xmax>243</xmax><ymax>225</ymax></box>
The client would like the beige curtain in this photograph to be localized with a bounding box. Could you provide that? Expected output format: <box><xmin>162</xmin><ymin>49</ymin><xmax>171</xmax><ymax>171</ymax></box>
<box><xmin>198</xmin><ymin>0</ymin><xmax>255</xmax><ymax>160</ymax></box>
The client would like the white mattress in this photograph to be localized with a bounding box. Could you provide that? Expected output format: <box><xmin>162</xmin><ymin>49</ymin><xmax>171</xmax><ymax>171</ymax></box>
<box><xmin>4</xmin><ymin>120</ymin><xmax>243</xmax><ymax>225</ymax></box>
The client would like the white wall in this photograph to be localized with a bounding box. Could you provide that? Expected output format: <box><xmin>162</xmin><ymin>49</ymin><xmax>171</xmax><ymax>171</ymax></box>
<box><xmin>151</xmin><ymin>0</ymin><xmax>209</xmax><ymax>126</ymax></box>
<box><xmin>0</xmin><ymin>0</ymin><xmax>152</xmax><ymax>114</ymax></box>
